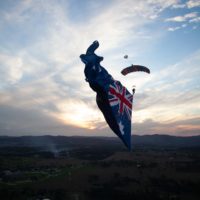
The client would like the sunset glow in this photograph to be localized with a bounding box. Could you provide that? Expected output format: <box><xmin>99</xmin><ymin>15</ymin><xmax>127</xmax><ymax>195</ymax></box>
<box><xmin>56</xmin><ymin>101</ymin><xmax>103</xmax><ymax>129</ymax></box>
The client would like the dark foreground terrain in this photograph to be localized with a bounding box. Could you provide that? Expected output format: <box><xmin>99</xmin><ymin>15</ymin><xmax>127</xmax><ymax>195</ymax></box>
<box><xmin>0</xmin><ymin>135</ymin><xmax>200</xmax><ymax>200</ymax></box>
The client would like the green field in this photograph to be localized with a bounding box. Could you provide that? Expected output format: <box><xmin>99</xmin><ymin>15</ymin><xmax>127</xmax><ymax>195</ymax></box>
<box><xmin>0</xmin><ymin>145</ymin><xmax>200</xmax><ymax>200</ymax></box>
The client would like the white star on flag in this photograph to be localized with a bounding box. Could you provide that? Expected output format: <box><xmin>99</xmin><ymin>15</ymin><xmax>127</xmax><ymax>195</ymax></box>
<box><xmin>119</xmin><ymin>121</ymin><xmax>125</xmax><ymax>135</ymax></box>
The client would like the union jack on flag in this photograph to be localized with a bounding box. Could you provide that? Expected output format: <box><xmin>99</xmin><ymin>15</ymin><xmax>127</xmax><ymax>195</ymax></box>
<box><xmin>108</xmin><ymin>81</ymin><xmax>133</xmax><ymax>120</ymax></box>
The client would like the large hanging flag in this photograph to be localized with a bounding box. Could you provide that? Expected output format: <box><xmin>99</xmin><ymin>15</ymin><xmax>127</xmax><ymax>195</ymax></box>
<box><xmin>80</xmin><ymin>41</ymin><xmax>133</xmax><ymax>150</ymax></box>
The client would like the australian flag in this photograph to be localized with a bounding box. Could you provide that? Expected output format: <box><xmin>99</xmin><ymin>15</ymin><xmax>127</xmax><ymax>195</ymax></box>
<box><xmin>80</xmin><ymin>41</ymin><xmax>133</xmax><ymax>150</ymax></box>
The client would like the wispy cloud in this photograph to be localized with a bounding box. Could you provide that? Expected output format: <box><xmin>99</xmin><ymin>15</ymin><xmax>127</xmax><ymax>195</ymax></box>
<box><xmin>133</xmin><ymin>117</ymin><xmax>200</xmax><ymax>136</ymax></box>
<box><xmin>168</xmin><ymin>26</ymin><xmax>181</xmax><ymax>31</ymax></box>
<box><xmin>172</xmin><ymin>4</ymin><xmax>186</xmax><ymax>9</ymax></box>
<box><xmin>165</xmin><ymin>1</ymin><xmax>200</xmax><ymax>32</ymax></box>
<box><xmin>172</xmin><ymin>0</ymin><xmax>200</xmax><ymax>9</ymax></box>
<box><xmin>132</xmin><ymin>49</ymin><xmax>200</xmax><ymax>136</ymax></box>
<box><xmin>165</xmin><ymin>12</ymin><xmax>198</xmax><ymax>22</ymax></box>
<box><xmin>187</xmin><ymin>0</ymin><xmax>200</xmax><ymax>8</ymax></box>
<box><xmin>0</xmin><ymin>53</ymin><xmax>23</xmax><ymax>85</ymax></box>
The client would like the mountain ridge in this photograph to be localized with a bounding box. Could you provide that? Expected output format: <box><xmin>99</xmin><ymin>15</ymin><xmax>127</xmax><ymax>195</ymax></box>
<box><xmin>0</xmin><ymin>134</ymin><xmax>199</xmax><ymax>148</ymax></box>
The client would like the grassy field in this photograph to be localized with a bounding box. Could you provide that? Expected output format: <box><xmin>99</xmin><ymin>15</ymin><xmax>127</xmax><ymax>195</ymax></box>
<box><xmin>0</xmin><ymin>145</ymin><xmax>200</xmax><ymax>200</ymax></box>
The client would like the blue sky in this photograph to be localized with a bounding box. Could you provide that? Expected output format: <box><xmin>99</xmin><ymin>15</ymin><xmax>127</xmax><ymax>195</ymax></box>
<box><xmin>0</xmin><ymin>0</ymin><xmax>200</xmax><ymax>137</ymax></box>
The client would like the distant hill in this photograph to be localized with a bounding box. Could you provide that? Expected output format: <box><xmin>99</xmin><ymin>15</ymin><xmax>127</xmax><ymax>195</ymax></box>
<box><xmin>0</xmin><ymin>135</ymin><xmax>200</xmax><ymax>149</ymax></box>
<box><xmin>132</xmin><ymin>134</ymin><xmax>200</xmax><ymax>148</ymax></box>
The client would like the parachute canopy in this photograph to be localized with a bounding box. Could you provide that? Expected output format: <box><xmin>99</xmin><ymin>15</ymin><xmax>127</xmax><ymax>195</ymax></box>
<box><xmin>121</xmin><ymin>65</ymin><xmax>150</xmax><ymax>76</ymax></box>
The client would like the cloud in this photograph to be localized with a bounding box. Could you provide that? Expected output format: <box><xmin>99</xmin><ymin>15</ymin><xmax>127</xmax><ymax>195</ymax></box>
<box><xmin>186</xmin><ymin>0</ymin><xmax>200</xmax><ymax>8</ymax></box>
<box><xmin>166</xmin><ymin>3</ymin><xmax>200</xmax><ymax>31</ymax></box>
<box><xmin>168</xmin><ymin>26</ymin><xmax>181</xmax><ymax>31</ymax></box>
<box><xmin>131</xmin><ymin>49</ymin><xmax>200</xmax><ymax>129</ymax></box>
<box><xmin>165</xmin><ymin>12</ymin><xmax>198</xmax><ymax>22</ymax></box>
<box><xmin>0</xmin><ymin>104</ymin><xmax>61</xmax><ymax>134</ymax></box>
<box><xmin>172</xmin><ymin>4</ymin><xmax>186</xmax><ymax>9</ymax></box>
<box><xmin>0</xmin><ymin>53</ymin><xmax>24</xmax><ymax>85</ymax></box>
<box><xmin>189</xmin><ymin>16</ymin><xmax>200</xmax><ymax>22</ymax></box>
<box><xmin>171</xmin><ymin>0</ymin><xmax>200</xmax><ymax>9</ymax></box>
<box><xmin>1</xmin><ymin>0</ymin><xmax>33</xmax><ymax>23</ymax></box>
<box><xmin>0</xmin><ymin>103</ymin><xmax>106</xmax><ymax>136</ymax></box>
<box><xmin>168</xmin><ymin>23</ymin><xmax>188</xmax><ymax>31</ymax></box>
<box><xmin>133</xmin><ymin>117</ymin><xmax>200</xmax><ymax>136</ymax></box>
